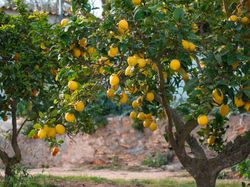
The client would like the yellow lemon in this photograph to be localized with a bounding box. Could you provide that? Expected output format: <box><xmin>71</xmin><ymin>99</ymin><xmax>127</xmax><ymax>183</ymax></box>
<box><xmin>130</xmin><ymin>111</ymin><xmax>137</xmax><ymax>119</ymax></box>
<box><xmin>149</xmin><ymin>122</ymin><xmax>157</xmax><ymax>131</ymax></box>
<box><xmin>74</xmin><ymin>101</ymin><xmax>85</xmax><ymax>112</ymax></box>
<box><xmin>234</xmin><ymin>96</ymin><xmax>245</xmax><ymax>107</ymax></box>
<box><xmin>137</xmin><ymin>112</ymin><xmax>145</xmax><ymax>120</ymax></box>
<box><xmin>241</xmin><ymin>16</ymin><xmax>249</xmax><ymax>24</ymax></box>
<box><xmin>132</xmin><ymin>100</ymin><xmax>140</xmax><ymax>108</ymax></box>
<box><xmin>78</xmin><ymin>37</ymin><xmax>87</xmax><ymax>47</ymax></box>
<box><xmin>43</xmin><ymin>125</ymin><xmax>50</xmax><ymax>133</ymax></box>
<box><xmin>192</xmin><ymin>23</ymin><xmax>199</xmax><ymax>33</ymax></box>
<box><xmin>65</xmin><ymin>113</ymin><xmax>76</xmax><ymax>122</ymax></box>
<box><xmin>120</xmin><ymin>92</ymin><xmax>128</xmax><ymax>104</ymax></box>
<box><xmin>127</xmin><ymin>56</ymin><xmax>137</xmax><ymax>66</ymax></box>
<box><xmin>145</xmin><ymin>113</ymin><xmax>153</xmax><ymax>120</ymax></box>
<box><xmin>125</xmin><ymin>66</ymin><xmax>133</xmax><ymax>76</ymax></box>
<box><xmin>212</xmin><ymin>89</ymin><xmax>224</xmax><ymax>105</ymax></box>
<box><xmin>170</xmin><ymin>59</ymin><xmax>181</xmax><ymax>71</ymax></box>
<box><xmin>107</xmin><ymin>89</ymin><xmax>115</xmax><ymax>98</ymax></box>
<box><xmin>60</xmin><ymin>18</ymin><xmax>69</xmax><ymax>27</ymax></box>
<box><xmin>151</xmin><ymin>63</ymin><xmax>158</xmax><ymax>72</ymax></box>
<box><xmin>87</xmin><ymin>47</ymin><xmax>96</xmax><ymax>55</ymax></box>
<box><xmin>55</xmin><ymin>124</ymin><xmax>65</xmax><ymax>135</ymax></box>
<box><xmin>220</xmin><ymin>104</ymin><xmax>230</xmax><ymax>117</ymax></box>
<box><xmin>137</xmin><ymin>58</ymin><xmax>147</xmax><ymax>68</ymax></box>
<box><xmin>38</xmin><ymin>129</ymin><xmax>47</xmax><ymax>139</ymax></box>
<box><xmin>108</xmin><ymin>46</ymin><xmax>119</xmax><ymax>57</ymax></box>
<box><xmin>132</xmin><ymin>0</ymin><xmax>141</xmax><ymax>5</ymax></box>
<box><xmin>47</xmin><ymin>128</ymin><xmax>56</xmax><ymax>138</ymax></box>
<box><xmin>189</xmin><ymin>42</ymin><xmax>196</xmax><ymax>52</ymax></box>
<box><xmin>146</xmin><ymin>92</ymin><xmax>154</xmax><ymax>102</ymax></box>
<box><xmin>207</xmin><ymin>136</ymin><xmax>215</xmax><ymax>145</ymax></box>
<box><xmin>112</xmin><ymin>84</ymin><xmax>119</xmax><ymax>91</ymax></box>
<box><xmin>118</xmin><ymin>19</ymin><xmax>129</xmax><ymax>31</ymax></box>
<box><xmin>72</xmin><ymin>48</ymin><xmax>81</xmax><ymax>58</ymax></box>
<box><xmin>229</xmin><ymin>15</ymin><xmax>238</xmax><ymax>22</ymax></box>
<box><xmin>182</xmin><ymin>40</ymin><xmax>190</xmax><ymax>50</ymax></box>
<box><xmin>109</xmin><ymin>74</ymin><xmax>119</xmax><ymax>86</ymax></box>
<box><xmin>143</xmin><ymin>119</ymin><xmax>151</xmax><ymax>128</ymax></box>
<box><xmin>244</xmin><ymin>102</ymin><xmax>250</xmax><ymax>112</ymax></box>
<box><xmin>197</xmin><ymin>115</ymin><xmax>208</xmax><ymax>126</ymax></box>
<box><xmin>68</xmin><ymin>81</ymin><xmax>79</xmax><ymax>91</ymax></box>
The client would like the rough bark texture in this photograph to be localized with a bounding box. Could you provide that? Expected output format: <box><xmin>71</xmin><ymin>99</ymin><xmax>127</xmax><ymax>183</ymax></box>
<box><xmin>0</xmin><ymin>100</ymin><xmax>22</xmax><ymax>185</ymax></box>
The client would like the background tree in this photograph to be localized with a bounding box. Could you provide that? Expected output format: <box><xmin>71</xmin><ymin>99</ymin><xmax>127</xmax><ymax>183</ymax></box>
<box><xmin>0</xmin><ymin>1</ymin><xmax>59</xmax><ymax>183</ymax></box>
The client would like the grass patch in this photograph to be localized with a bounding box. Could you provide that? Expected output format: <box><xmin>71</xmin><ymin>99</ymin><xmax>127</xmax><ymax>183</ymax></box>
<box><xmin>0</xmin><ymin>174</ymin><xmax>243</xmax><ymax>187</ymax></box>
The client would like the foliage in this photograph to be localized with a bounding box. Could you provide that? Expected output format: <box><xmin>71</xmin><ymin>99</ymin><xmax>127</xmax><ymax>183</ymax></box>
<box><xmin>232</xmin><ymin>159</ymin><xmax>250</xmax><ymax>179</ymax></box>
<box><xmin>142</xmin><ymin>152</ymin><xmax>174</xmax><ymax>168</ymax></box>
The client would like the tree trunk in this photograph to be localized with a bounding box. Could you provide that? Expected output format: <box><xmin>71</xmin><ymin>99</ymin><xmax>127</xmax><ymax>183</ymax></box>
<box><xmin>194</xmin><ymin>173</ymin><xmax>217</xmax><ymax>187</ymax></box>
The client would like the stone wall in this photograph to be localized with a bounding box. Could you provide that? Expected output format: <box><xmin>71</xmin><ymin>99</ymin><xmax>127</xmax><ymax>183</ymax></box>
<box><xmin>0</xmin><ymin>114</ymin><xmax>249</xmax><ymax>169</ymax></box>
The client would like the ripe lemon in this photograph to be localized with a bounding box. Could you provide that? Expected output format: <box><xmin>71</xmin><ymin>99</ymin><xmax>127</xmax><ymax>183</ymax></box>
<box><xmin>38</xmin><ymin>129</ymin><xmax>47</xmax><ymax>139</ymax></box>
<box><xmin>146</xmin><ymin>92</ymin><xmax>154</xmax><ymax>102</ymax></box>
<box><xmin>87</xmin><ymin>47</ymin><xmax>96</xmax><ymax>55</ymax></box>
<box><xmin>220</xmin><ymin>104</ymin><xmax>230</xmax><ymax>117</ymax></box>
<box><xmin>68</xmin><ymin>80</ymin><xmax>78</xmax><ymax>91</ymax></box>
<box><xmin>55</xmin><ymin>124</ymin><xmax>65</xmax><ymax>135</ymax></box>
<box><xmin>109</xmin><ymin>74</ymin><xmax>119</xmax><ymax>86</ymax></box>
<box><xmin>212</xmin><ymin>89</ymin><xmax>224</xmax><ymax>104</ymax></box>
<box><xmin>132</xmin><ymin>100</ymin><xmax>140</xmax><ymax>108</ymax></box>
<box><xmin>137</xmin><ymin>58</ymin><xmax>147</xmax><ymax>68</ymax></box>
<box><xmin>107</xmin><ymin>89</ymin><xmax>115</xmax><ymax>98</ymax></box>
<box><xmin>244</xmin><ymin>102</ymin><xmax>250</xmax><ymax>112</ymax></box>
<box><xmin>78</xmin><ymin>37</ymin><xmax>87</xmax><ymax>47</ymax></box>
<box><xmin>229</xmin><ymin>15</ymin><xmax>238</xmax><ymax>22</ymax></box>
<box><xmin>65</xmin><ymin>113</ymin><xmax>76</xmax><ymax>122</ymax></box>
<box><xmin>197</xmin><ymin>115</ymin><xmax>208</xmax><ymax>126</ymax></box>
<box><xmin>182</xmin><ymin>40</ymin><xmax>190</xmax><ymax>50</ymax></box>
<box><xmin>241</xmin><ymin>16</ymin><xmax>249</xmax><ymax>24</ymax></box>
<box><xmin>143</xmin><ymin>119</ymin><xmax>151</xmax><ymax>128</ymax></box>
<box><xmin>149</xmin><ymin>122</ymin><xmax>157</xmax><ymax>131</ymax></box>
<box><xmin>125</xmin><ymin>66</ymin><xmax>133</xmax><ymax>76</ymax></box>
<box><xmin>207</xmin><ymin>136</ymin><xmax>215</xmax><ymax>145</ymax></box>
<box><xmin>189</xmin><ymin>42</ymin><xmax>196</xmax><ymax>52</ymax></box>
<box><xmin>60</xmin><ymin>18</ymin><xmax>69</xmax><ymax>27</ymax></box>
<box><xmin>72</xmin><ymin>48</ymin><xmax>81</xmax><ymax>58</ymax></box>
<box><xmin>74</xmin><ymin>101</ymin><xmax>85</xmax><ymax>112</ymax></box>
<box><xmin>120</xmin><ymin>92</ymin><xmax>128</xmax><ymax>104</ymax></box>
<box><xmin>43</xmin><ymin>125</ymin><xmax>50</xmax><ymax>133</ymax></box>
<box><xmin>234</xmin><ymin>96</ymin><xmax>245</xmax><ymax>107</ymax></box>
<box><xmin>170</xmin><ymin>59</ymin><xmax>181</xmax><ymax>71</ymax></box>
<box><xmin>118</xmin><ymin>19</ymin><xmax>129</xmax><ymax>31</ymax></box>
<box><xmin>127</xmin><ymin>56</ymin><xmax>137</xmax><ymax>66</ymax></box>
<box><xmin>47</xmin><ymin>128</ymin><xmax>56</xmax><ymax>138</ymax></box>
<box><xmin>108</xmin><ymin>46</ymin><xmax>119</xmax><ymax>57</ymax></box>
<box><xmin>137</xmin><ymin>112</ymin><xmax>145</xmax><ymax>120</ymax></box>
<box><xmin>145</xmin><ymin>113</ymin><xmax>153</xmax><ymax>119</ymax></box>
<box><xmin>132</xmin><ymin>0</ymin><xmax>141</xmax><ymax>5</ymax></box>
<box><xmin>151</xmin><ymin>63</ymin><xmax>158</xmax><ymax>72</ymax></box>
<box><xmin>130</xmin><ymin>111</ymin><xmax>137</xmax><ymax>119</ymax></box>
<box><xmin>192</xmin><ymin>23</ymin><xmax>199</xmax><ymax>33</ymax></box>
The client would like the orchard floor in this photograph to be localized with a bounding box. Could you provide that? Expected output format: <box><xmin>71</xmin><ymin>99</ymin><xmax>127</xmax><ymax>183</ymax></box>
<box><xmin>0</xmin><ymin>167</ymin><xmax>248</xmax><ymax>187</ymax></box>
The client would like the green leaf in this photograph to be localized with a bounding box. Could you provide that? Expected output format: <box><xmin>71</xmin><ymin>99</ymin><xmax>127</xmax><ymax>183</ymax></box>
<box><xmin>173</xmin><ymin>8</ymin><xmax>184</xmax><ymax>22</ymax></box>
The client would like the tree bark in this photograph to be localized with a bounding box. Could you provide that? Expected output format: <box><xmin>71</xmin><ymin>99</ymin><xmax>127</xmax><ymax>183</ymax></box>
<box><xmin>194</xmin><ymin>174</ymin><xmax>217</xmax><ymax>187</ymax></box>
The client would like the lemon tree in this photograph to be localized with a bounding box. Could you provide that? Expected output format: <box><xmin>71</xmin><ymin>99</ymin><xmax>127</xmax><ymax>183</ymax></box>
<box><xmin>0</xmin><ymin>1</ymin><xmax>59</xmax><ymax>183</ymax></box>
<box><xmin>73</xmin><ymin>0</ymin><xmax>249</xmax><ymax>186</ymax></box>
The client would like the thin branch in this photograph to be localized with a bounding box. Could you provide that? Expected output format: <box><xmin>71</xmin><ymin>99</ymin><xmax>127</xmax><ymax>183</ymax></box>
<box><xmin>17</xmin><ymin>118</ymin><xmax>28</xmax><ymax>135</ymax></box>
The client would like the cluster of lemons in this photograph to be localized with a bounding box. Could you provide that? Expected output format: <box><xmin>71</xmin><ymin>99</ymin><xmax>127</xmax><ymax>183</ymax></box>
<box><xmin>229</xmin><ymin>15</ymin><xmax>249</xmax><ymax>24</ymax></box>
<box><xmin>196</xmin><ymin>88</ymin><xmax>250</xmax><ymax>145</ymax></box>
<box><xmin>60</xmin><ymin>18</ymin><xmax>96</xmax><ymax>58</ymax></box>
<box><xmin>65</xmin><ymin>81</ymin><xmax>86</xmax><ymax>123</ymax></box>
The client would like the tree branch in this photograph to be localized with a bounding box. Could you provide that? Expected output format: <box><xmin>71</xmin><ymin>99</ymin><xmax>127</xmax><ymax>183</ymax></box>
<box><xmin>212</xmin><ymin>133</ymin><xmax>250</xmax><ymax>171</ymax></box>
<box><xmin>10</xmin><ymin>100</ymin><xmax>21</xmax><ymax>161</ymax></box>
<box><xmin>17</xmin><ymin>118</ymin><xmax>28</xmax><ymax>135</ymax></box>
